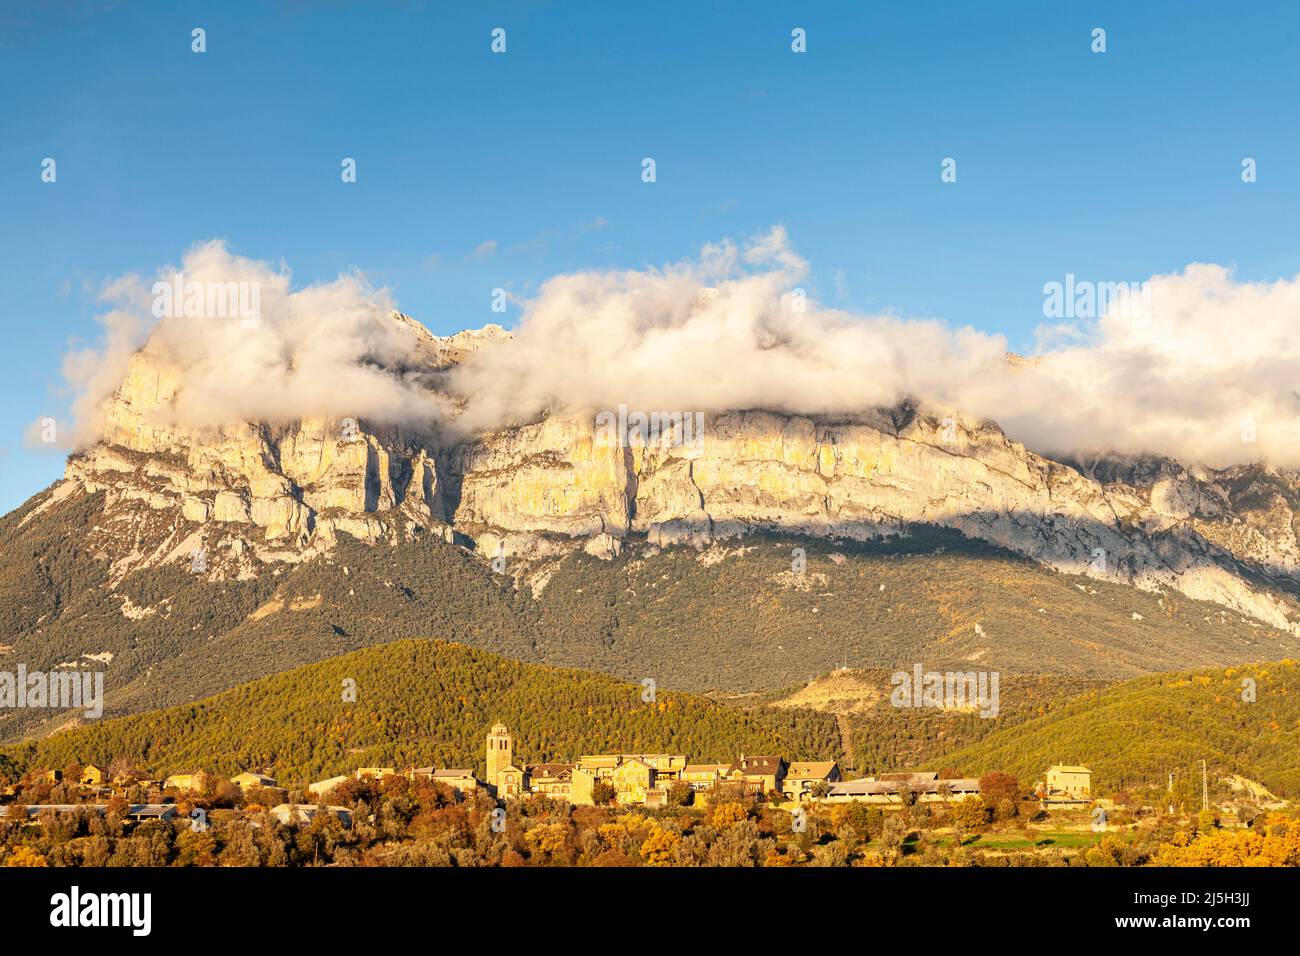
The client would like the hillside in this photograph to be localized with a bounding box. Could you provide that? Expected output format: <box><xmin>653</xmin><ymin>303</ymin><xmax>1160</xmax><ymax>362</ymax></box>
<box><xmin>763</xmin><ymin>668</ymin><xmax>1107</xmax><ymax>775</ymax></box>
<box><xmin>934</xmin><ymin>660</ymin><xmax>1300</xmax><ymax>798</ymax></box>
<box><xmin>0</xmin><ymin>489</ymin><xmax>541</xmax><ymax>740</ymax></box>
<box><xmin>531</xmin><ymin>529</ymin><xmax>1295</xmax><ymax>688</ymax></box>
<box><xmin>0</xmin><ymin>639</ymin><xmax>842</xmax><ymax>783</ymax></box>
<box><xmin>11</xmin><ymin>644</ymin><xmax>1300</xmax><ymax>812</ymax></box>
<box><xmin>7</xmin><ymin>479</ymin><xmax>1300</xmax><ymax>743</ymax></box>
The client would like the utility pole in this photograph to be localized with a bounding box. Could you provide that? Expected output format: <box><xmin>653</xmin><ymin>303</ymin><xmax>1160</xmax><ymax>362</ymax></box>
<box><xmin>1202</xmin><ymin>760</ymin><xmax>1208</xmax><ymax>812</ymax></box>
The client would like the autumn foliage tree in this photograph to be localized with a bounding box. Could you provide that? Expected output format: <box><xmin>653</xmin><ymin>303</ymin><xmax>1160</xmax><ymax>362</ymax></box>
<box><xmin>3</xmin><ymin>846</ymin><xmax>48</xmax><ymax>867</ymax></box>
<box><xmin>1152</xmin><ymin>813</ymin><xmax>1300</xmax><ymax>866</ymax></box>
<box><xmin>979</xmin><ymin>771</ymin><xmax>1022</xmax><ymax>819</ymax></box>
<box><xmin>709</xmin><ymin>802</ymin><xmax>748</xmax><ymax>832</ymax></box>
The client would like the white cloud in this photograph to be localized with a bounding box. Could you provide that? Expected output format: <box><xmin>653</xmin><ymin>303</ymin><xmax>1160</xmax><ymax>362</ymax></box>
<box><xmin>57</xmin><ymin>230</ymin><xmax>1300</xmax><ymax>469</ymax></box>
<box><xmin>448</xmin><ymin>228</ymin><xmax>1300</xmax><ymax>468</ymax></box>
<box><xmin>59</xmin><ymin>240</ymin><xmax>450</xmax><ymax>446</ymax></box>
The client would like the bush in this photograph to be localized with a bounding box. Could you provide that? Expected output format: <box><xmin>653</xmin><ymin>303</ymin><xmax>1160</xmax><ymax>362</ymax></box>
<box><xmin>831</xmin><ymin>802</ymin><xmax>881</xmax><ymax>841</ymax></box>
<box><xmin>952</xmin><ymin>796</ymin><xmax>990</xmax><ymax>829</ymax></box>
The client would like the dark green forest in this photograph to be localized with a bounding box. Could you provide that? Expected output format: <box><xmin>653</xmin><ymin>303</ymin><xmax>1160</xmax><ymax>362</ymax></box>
<box><xmin>938</xmin><ymin>661</ymin><xmax>1300</xmax><ymax>797</ymax></box>
<box><xmin>2</xmin><ymin>639</ymin><xmax>843</xmax><ymax>784</ymax></box>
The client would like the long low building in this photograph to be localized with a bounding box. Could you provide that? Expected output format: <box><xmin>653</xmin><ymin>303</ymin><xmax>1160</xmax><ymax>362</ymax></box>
<box><xmin>409</xmin><ymin>767</ymin><xmax>480</xmax><ymax>794</ymax></box>
<box><xmin>307</xmin><ymin>775</ymin><xmax>350</xmax><ymax>798</ymax></box>
<box><xmin>269</xmin><ymin>804</ymin><xmax>352</xmax><ymax>828</ymax></box>
<box><xmin>824</xmin><ymin>776</ymin><xmax>981</xmax><ymax>804</ymax></box>
<box><xmin>3</xmin><ymin>803</ymin><xmax>178</xmax><ymax>821</ymax></box>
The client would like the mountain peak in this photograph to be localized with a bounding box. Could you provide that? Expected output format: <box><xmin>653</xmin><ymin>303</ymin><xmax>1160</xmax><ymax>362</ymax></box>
<box><xmin>24</xmin><ymin>310</ymin><xmax>1300</xmax><ymax>638</ymax></box>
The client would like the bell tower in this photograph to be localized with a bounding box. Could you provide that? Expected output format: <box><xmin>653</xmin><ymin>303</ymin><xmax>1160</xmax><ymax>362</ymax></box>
<box><xmin>486</xmin><ymin>722</ymin><xmax>513</xmax><ymax>786</ymax></box>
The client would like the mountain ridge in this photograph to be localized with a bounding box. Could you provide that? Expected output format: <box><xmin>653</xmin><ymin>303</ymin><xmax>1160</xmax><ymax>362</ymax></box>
<box><xmin>42</xmin><ymin>312</ymin><xmax>1300</xmax><ymax>640</ymax></box>
<box><xmin>7</xmin><ymin>311</ymin><xmax>1300</xmax><ymax>741</ymax></box>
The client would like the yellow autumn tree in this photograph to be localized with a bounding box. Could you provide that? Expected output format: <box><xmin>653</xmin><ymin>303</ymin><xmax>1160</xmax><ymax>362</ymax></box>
<box><xmin>524</xmin><ymin>822</ymin><xmax>569</xmax><ymax>861</ymax></box>
<box><xmin>640</xmin><ymin>824</ymin><xmax>680</xmax><ymax>866</ymax></box>
<box><xmin>709</xmin><ymin>802</ymin><xmax>748</xmax><ymax>832</ymax></box>
<box><xmin>598</xmin><ymin>821</ymin><xmax>628</xmax><ymax>849</ymax></box>
<box><xmin>1151</xmin><ymin>814</ymin><xmax>1300</xmax><ymax>866</ymax></box>
<box><xmin>4</xmin><ymin>846</ymin><xmax>48</xmax><ymax>867</ymax></box>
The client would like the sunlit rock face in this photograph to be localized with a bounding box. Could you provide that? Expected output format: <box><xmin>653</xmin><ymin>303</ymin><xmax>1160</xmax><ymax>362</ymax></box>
<box><xmin>51</xmin><ymin>313</ymin><xmax>1300</xmax><ymax>632</ymax></box>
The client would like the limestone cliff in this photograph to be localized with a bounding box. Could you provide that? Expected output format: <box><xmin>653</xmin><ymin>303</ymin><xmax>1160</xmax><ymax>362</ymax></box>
<box><xmin>47</xmin><ymin>312</ymin><xmax>1300</xmax><ymax>634</ymax></box>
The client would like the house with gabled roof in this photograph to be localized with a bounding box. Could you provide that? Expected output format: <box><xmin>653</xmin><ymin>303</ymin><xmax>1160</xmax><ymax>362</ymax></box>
<box><xmin>1043</xmin><ymin>765</ymin><xmax>1092</xmax><ymax>801</ymax></box>
<box><xmin>611</xmin><ymin>757</ymin><xmax>657</xmax><ymax>806</ymax></box>
<box><xmin>619</xmin><ymin>754</ymin><xmax>687</xmax><ymax>779</ymax></box>
<box><xmin>307</xmin><ymin>775</ymin><xmax>350</xmax><ymax>799</ymax></box>
<box><xmin>526</xmin><ymin>763</ymin><xmax>573</xmax><ymax>798</ymax></box>
<box><xmin>783</xmin><ymin>761</ymin><xmax>842</xmax><ymax>801</ymax></box>
<box><xmin>231</xmin><ymin>771</ymin><xmax>277</xmax><ymax>790</ymax></box>
<box><xmin>731</xmin><ymin>754</ymin><xmax>787</xmax><ymax>795</ymax></box>
<box><xmin>163</xmin><ymin>772</ymin><xmax>206</xmax><ymax>793</ymax></box>
<box><xmin>683</xmin><ymin>764</ymin><xmax>732</xmax><ymax>791</ymax></box>
<box><xmin>496</xmin><ymin>763</ymin><xmax>527</xmax><ymax>798</ymax></box>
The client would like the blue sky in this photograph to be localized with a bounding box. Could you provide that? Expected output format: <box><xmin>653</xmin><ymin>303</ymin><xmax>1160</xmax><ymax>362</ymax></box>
<box><xmin>2</xmin><ymin>0</ymin><xmax>1299</xmax><ymax>511</ymax></box>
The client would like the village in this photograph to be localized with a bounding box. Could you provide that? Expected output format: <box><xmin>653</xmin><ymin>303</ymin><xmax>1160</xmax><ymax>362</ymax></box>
<box><xmin>0</xmin><ymin>722</ymin><xmax>1094</xmax><ymax>831</ymax></box>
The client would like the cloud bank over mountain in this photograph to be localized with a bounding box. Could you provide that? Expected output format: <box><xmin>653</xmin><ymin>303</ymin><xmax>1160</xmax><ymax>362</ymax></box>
<box><xmin>56</xmin><ymin>230</ymin><xmax>1300</xmax><ymax>468</ymax></box>
<box><xmin>61</xmin><ymin>241</ymin><xmax>452</xmax><ymax>446</ymax></box>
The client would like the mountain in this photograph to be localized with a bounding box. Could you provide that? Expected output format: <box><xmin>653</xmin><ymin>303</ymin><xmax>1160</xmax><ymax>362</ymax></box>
<box><xmin>6</xmin><ymin>311</ymin><xmax>1300</xmax><ymax>740</ymax></box>
<box><xmin>52</xmin><ymin>314</ymin><xmax>1300</xmax><ymax>631</ymax></box>
<box><xmin>0</xmin><ymin>639</ymin><xmax>843</xmax><ymax>783</ymax></box>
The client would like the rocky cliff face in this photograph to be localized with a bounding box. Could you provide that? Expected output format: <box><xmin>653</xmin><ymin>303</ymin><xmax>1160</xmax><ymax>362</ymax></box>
<box><xmin>45</xmin><ymin>312</ymin><xmax>1300</xmax><ymax>634</ymax></box>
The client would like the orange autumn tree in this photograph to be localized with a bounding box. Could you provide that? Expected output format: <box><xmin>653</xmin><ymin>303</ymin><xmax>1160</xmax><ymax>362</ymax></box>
<box><xmin>1151</xmin><ymin>813</ymin><xmax>1300</xmax><ymax>866</ymax></box>
<box><xmin>3</xmin><ymin>846</ymin><xmax>48</xmax><ymax>867</ymax></box>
